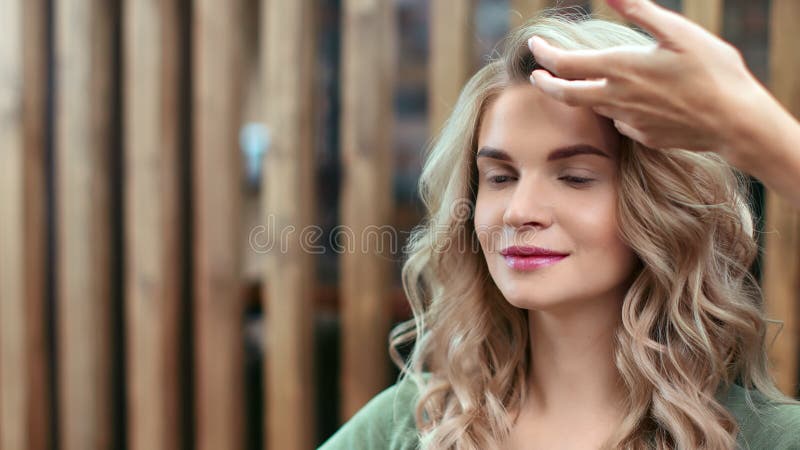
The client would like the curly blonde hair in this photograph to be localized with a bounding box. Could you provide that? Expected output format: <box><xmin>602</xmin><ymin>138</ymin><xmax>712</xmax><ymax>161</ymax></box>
<box><xmin>389</xmin><ymin>8</ymin><xmax>797</xmax><ymax>450</ymax></box>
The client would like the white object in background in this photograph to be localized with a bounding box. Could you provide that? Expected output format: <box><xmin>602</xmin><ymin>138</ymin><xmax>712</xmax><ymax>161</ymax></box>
<box><xmin>240</xmin><ymin>122</ymin><xmax>271</xmax><ymax>190</ymax></box>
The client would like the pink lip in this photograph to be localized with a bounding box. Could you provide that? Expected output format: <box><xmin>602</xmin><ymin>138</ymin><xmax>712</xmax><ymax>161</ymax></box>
<box><xmin>500</xmin><ymin>245</ymin><xmax>568</xmax><ymax>257</ymax></box>
<box><xmin>500</xmin><ymin>246</ymin><xmax>568</xmax><ymax>271</ymax></box>
<box><xmin>503</xmin><ymin>254</ymin><xmax>567</xmax><ymax>271</ymax></box>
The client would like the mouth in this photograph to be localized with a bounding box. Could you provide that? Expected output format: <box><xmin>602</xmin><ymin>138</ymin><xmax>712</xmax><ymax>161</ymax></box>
<box><xmin>500</xmin><ymin>246</ymin><xmax>568</xmax><ymax>271</ymax></box>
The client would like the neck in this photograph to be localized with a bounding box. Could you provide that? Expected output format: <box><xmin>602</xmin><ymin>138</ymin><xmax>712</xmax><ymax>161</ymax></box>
<box><xmin>524</xmin><ymin>294</ymin><xmax>626</xmax><ymax>418</ymax></box>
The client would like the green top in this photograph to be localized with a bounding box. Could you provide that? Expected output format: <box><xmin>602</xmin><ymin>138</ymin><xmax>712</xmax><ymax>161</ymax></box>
<box><xmin>318</xmin><ymin>375</ymin><xmax>800</xmax><ymax>450</ymax></box>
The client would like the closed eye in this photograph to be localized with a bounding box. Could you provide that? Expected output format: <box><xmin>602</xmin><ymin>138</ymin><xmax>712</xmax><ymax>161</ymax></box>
<box><xmin>483</xmin><ymin>174</ymin><xmax>595</xmax><ymax>187</ymax></box>
<box><xmin>559</xmin><ymin>175</ymin><xmax>594</xmax><ymax>186</ymax></box>
<box><xmin>488</xmin><ymin>175</ymin><xmax>515</xmax><ymax>185</ymax></box>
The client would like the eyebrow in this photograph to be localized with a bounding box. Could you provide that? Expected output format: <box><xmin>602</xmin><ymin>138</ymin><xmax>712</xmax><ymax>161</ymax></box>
<box><xmin>475</xmin><ymin>144</ymin><xmax>610</xmax><ymax>162</ymax></box>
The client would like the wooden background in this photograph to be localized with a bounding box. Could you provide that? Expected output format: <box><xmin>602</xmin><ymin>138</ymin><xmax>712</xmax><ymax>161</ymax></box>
<box><xmin>0</xmin><ymin>0</ymin><xmax>797</xmax><ymax>449</ymax></box>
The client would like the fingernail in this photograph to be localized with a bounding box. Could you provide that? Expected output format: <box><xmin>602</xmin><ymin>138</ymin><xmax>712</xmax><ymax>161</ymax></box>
<box><xmin>529</xmin><ymin>74</ymin><xmax>537</xmax><ymax>86</ymax></box>
<box><xmin>528</xmin><ymin>36</ymin><xmax>537</xmax><ymax>51</ymax></box>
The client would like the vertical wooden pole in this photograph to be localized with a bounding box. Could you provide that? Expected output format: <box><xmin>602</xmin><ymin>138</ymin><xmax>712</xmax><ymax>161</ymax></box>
<box><xmin>1</xmin><ymin>0</ymin><xmax>51</xmax><ymax>448</ymax></box>
<box><xmin>340</xmin><ymin>0</ymin><xmax>396</xmax><ymax>420</ymax></box>
<box><xmin>55</xmin><ymin>0</ymin><xmax>116</xmax><ymax>448</ymax></box>
<box><xmin>763</xmin><ymin>0</ymin><xmax>800</xmax><ymax>397</ymax></box>
<box><xmin>0</xmin><ymin>1</ymin><xmax>28</xmax><ymax>448</ymax></box>
<box><xmin>429</xmin><ymin>0</ymin><xmax>475</xmax><ymax>137</ymax></box>
<box><xmin>124</xmin><ymin>0</ymin><xmax>184</xmax><ymax>449</ymax></box>
<box><xmin>22</xmin><ymin>0</ymin><xmax>52</xmax><ymax>448</ymax></box>
<box><xmin>193</xmin><ymin>0</ymin><xmax>244</xmax><ymax>448</ymax></box>
<box><xmin>510</xmin><ymin>0</ymin><xmax>554</xmax><ymax>29</ymax></box>
<box><xmin>683</xmin><ymin>0</ymin><xmax>723</xmax><ymax>36</ymax></box>
<box><xmin>261</xmin><ymin>0</ymin><xmax>316</xmax><ymax>448</ymax></box>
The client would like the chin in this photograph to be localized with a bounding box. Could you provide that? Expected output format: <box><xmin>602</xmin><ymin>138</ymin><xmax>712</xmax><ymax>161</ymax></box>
<box><xmin>499</xmin><ymin>286</ymin><xmax>577</xmax><ymax>312</ymax></box>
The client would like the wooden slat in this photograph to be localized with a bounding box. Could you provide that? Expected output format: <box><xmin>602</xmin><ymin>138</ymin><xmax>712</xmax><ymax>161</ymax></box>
<box><xmin>192</xmin><ymin>0</ymin><xmax>244</xmax><ymax>448</ymax></box>
<box><xmin>591</xmin><ymin>0</ymin><xmax>625</xmax><ymax>22</ymax></box>
<box><xmin>124</xmin><ymin>0</ymin><xmax>184</xmax><ymax>449</ymax></box>
<box><xmin>1</xmin><ymin>0</ymin><xmax>50</xmax><ymax>448</ymax></box>
<box><xmin>22</xmin><ymin>0</ymin><xmax>51</xmax><ymax>448</ymax></box>
<box><xmin>510</xmin><ymin>0</ymin><xmax>553</xmax><ymax>29</ymax></box>
<box><xmin>241</xmin><ymin>0</ymin><xmax>267</xmax><ymax>285</ymax></box>
<box><xmin>0</xmin><ymin>1</ymin><xmax>28</xmax><ymax>449</ymax></box>
<box><xmin>261</xmin><ymin>0</ymin><xmax>316</xmax><ymax>448</ymax></box>
<box><xmin>339</xmin><ymin>0</ymin><xmax>396</xmax><ymax>420</ymax></box>
<box><xmin>429</xmin><ymin>0</ymin><xmax>475</xmax><ymax>136</ymax></box>
<box><xmin>763</xmin><ymin>0</ymin><xmax>800</xmax><ymax>397</ymax></box>
<box><xmin>55</xmin><ymin>0</ymin><xmax>116</xmax><ymax>449</ymax></box>
<box><xmin>683</xmin><ymin>0</ymin><xmax>723</xmax><ymax>35</ymax></box>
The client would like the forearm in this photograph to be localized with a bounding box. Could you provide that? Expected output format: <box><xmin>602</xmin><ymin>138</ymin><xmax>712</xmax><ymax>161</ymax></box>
<box><xmin>721</xmin><ymin>81</ymin><xmax>800</xmax><ymax>209</ymax></box>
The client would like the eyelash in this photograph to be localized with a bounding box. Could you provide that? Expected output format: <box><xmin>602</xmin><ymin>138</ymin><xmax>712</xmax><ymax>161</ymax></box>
<box><xmin>486</xmin><ymin>175</ymin><xmax>594</xmax><ymax>186</ymax></box>
<box><xmin>487</xmin><ymin>175</ymin><xmax>514</xmax><ymax>185</ymax></box>
<box><xmin>560</xmin><ymin>175</ymin><xmax>594</xmax><ymax>186</ymax></box>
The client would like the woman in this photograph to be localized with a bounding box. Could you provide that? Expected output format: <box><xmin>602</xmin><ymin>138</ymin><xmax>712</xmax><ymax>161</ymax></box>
<box><xmin>320</xmin><ymin>10</ymin><xmax>800</xmax><ymax>450</ymax></box>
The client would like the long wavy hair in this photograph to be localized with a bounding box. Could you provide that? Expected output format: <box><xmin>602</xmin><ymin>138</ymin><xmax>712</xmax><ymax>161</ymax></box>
<box><xmin>389</xmin><ymin>8</ymin><xmax>797</xmax><ymax>450</ymax></box>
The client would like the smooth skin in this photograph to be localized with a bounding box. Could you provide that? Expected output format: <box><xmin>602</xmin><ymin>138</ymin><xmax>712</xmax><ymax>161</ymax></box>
<box><xmin>474</xmin><ymin>84</ymin><xmax>636</xmax><ymax>449</ymax></box>
<box><xmin>528</xmin><ymin>0</ymin><xmax>800</xmax><ymax>208</ymax></box>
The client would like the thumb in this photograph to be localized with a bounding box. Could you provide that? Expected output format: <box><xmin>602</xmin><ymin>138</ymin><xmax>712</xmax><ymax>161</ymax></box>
<box><xmin>606</xmin><ymin>0</ymin><xmax>692</xmax><ymax>47</ymax></box>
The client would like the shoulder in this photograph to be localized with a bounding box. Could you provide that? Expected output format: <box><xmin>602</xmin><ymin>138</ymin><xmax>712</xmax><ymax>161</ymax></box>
<box><xmin>721</xmin><ymin>383</ymin><xmax>800</xmax><ymax>450</ymax></box>
<box><xmin>317</xmin><ymin>374</ymin><xmax>424</xmax><ymax>450</ymax></box>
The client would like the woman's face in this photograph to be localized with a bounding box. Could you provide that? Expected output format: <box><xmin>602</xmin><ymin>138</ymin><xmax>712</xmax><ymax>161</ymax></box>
<box><xmin>474</xmin><ymin>83</ymin><xmax>638</xmax><ymax>312</ymax></box>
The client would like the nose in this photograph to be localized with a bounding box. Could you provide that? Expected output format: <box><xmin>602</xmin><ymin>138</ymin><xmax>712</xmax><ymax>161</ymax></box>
<box><xmin>502</xmin><ymin>176</ymin><xmax>554</xmax><ymax>231</ymax></box>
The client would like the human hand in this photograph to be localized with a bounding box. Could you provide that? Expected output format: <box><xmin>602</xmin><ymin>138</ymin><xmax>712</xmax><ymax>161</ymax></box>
<box><xmin>526</xmin><ymin>0</ymin><xmax>768</xmax><ymax>162</ymax></box>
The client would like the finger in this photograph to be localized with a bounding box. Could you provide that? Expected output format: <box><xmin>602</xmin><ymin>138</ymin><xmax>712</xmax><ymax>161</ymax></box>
<box><xmin>591</xmin><ymin>105</ymin><xmax>621</xmax><ymax>119</ymax></box>
<box><xmin>529</xmin><ymin>35</ymin><xmax>651</xmax><ymax>80</ymax></box>
<box><xmin>530</xmin><ymin>69</ymin><xmax>610</xmax><ymax>107</ymax></box>
<box><xmin>605</xmin><ymin>0</ymin><xmax>695</xmax><ymax>47</ymax></box>
<box><xmin>613</xmin><ymin>119</ymin><xmax>651</xmax><ymax>146</ymax></box>
<box><xmin>593</xmin><ymin>106</ymin><xmax>642</xmax><ymax>134</ymax></box>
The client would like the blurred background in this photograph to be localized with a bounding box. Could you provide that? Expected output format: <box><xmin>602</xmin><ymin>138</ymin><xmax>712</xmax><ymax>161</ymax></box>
<box><xmin>0</xmin><ymin>0</ymin><xmax>798</xmax><ymax>449</ymax></box>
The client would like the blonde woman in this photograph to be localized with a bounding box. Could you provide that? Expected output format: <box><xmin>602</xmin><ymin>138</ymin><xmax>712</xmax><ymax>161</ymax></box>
<box><xmin>320</xmin><ymin>8</ymin><xmax>800</xmax><ymax>450</ymax></box>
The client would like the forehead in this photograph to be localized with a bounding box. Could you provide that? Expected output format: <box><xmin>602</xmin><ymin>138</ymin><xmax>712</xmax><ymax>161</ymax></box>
<box><xmin>477</xmin><ymin>84</ymin><xmax>619</xmax><ymax>160</ymax></box>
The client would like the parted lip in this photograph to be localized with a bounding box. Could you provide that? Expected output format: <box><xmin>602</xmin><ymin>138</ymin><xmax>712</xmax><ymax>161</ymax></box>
<box><xmin>500</xmin><ymin>246</ymin><xmax>568</xmax><ymax>257</ymax></box>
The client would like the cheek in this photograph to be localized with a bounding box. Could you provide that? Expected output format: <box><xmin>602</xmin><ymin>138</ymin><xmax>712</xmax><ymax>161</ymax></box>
<box><xmin>569</xmin><ymin>191</ymin><xmax>624</xmax><ymax>249</ymax></box>
<box><xmin>572</xmin><ymin>199</ymin><xmax>636</xmax><ymax>270</ymax></box>
<box><xmin>473</xmin><ymin>193</ymin><xmax>498</xmax><ymax>243</ymax></box>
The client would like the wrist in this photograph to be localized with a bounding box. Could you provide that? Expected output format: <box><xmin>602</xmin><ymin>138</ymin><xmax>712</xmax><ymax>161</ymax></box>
<box><xmin>717</xmin><ymin>76</ymin><xmax>793</xmax><ymax>176</ymax></box>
